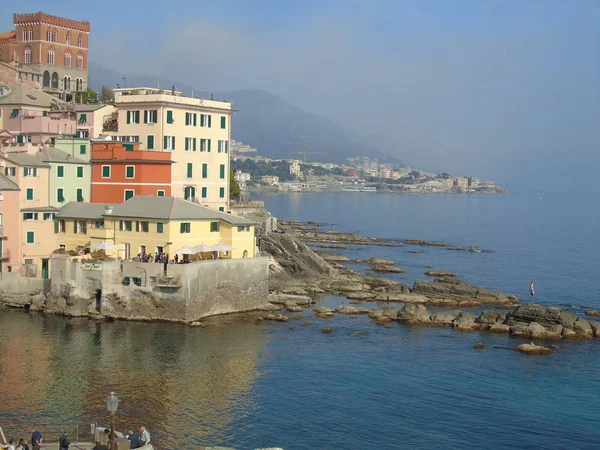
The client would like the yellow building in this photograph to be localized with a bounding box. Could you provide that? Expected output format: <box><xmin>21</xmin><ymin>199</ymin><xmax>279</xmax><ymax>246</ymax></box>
<box><xmin>55</xmin><ymin>196</ymin><xmax>256</xmax><ymax>260</ymax></box>
<box><xmin>111</xmin><ymin>87</ymin><xmax>232</xmax><ymax>211</ymax></box>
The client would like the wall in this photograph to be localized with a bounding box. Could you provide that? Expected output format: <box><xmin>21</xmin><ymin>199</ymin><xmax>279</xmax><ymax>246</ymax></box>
<box><xmin>0</xmin><ymin>189</ymin><xmax>20</xmax><ymax>273</ymax></box>
<box><xmin>48</xmin><ymin>160</ymin><xmax>91</xmax><ymax>207</ymax></box>
<box><xmin>55</xmin><ymin>138</ymin><xmax>91</xmax><ymax>162</ymax></box>
<box><xmin>3</xmin><ymin>112</ymin><xmax>77</xmax><ymax>144</ymax></box>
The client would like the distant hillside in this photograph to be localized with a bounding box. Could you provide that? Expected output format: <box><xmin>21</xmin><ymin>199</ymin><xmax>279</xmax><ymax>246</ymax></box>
<box><xmin>89</xmin><ymin>62</ymin><xmax>399</xmax><ymax>164</ymax></box>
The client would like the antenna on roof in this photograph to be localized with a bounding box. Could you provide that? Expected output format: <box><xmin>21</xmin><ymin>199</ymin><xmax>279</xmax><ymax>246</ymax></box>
<box><xmin>172</xmin><ymin>85</ymin><xmax>175</xmax><ymax>95</ymax></box>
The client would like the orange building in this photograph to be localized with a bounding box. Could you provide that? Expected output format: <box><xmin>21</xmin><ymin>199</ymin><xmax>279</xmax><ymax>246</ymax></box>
<box><xmin>90</xmin><ymin>141</ymin><xmax>173</xmax><ymax>204</ymax></box>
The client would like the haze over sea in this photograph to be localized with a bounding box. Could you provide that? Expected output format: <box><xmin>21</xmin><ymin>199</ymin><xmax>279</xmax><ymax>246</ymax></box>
<box><xmin>1</xmin><ymin>189</ymin><xmax>599</xmax><ymax>449</ymax></box>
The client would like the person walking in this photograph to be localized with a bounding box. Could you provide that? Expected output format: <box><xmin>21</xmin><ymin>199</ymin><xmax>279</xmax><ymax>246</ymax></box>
<box><xmin>30</xmin><ymin>428</ymin><xmax>42</xmax><ymax>450</ymax></box>
<box><xmin>139</xmin><ymin>427</ymin><xmax>150</xmax><ymax>446</ymax></box>
<box><xmin>126</xmin><ymin>430</ymin><xmax>141</xmax><ymax>449</ymax></box>
<box><xmin>16</xmin><ymin>439</ymin><xmax>28</xmax><ymax>450</ymax></box>
<box><xmin>59</xmin><ymin>431</ymin><xmax>70</xmax><ymax>450</ymax></box>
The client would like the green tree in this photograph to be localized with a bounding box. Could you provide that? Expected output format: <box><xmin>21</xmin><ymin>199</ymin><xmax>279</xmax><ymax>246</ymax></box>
<box><xmin>230</xmin><ymin>168</ymin><xmax>241</xmax><ymax>201</ymax></box>
<box><xmin>100</xmin><ymin>85</ymin><xmax>114</xmax><ymax>102</ymax></box>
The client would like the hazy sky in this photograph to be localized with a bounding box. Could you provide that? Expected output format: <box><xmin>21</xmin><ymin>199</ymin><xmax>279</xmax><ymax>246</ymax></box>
<box><xmin>1</xmin><ymin>0</ymin><xmax>598</xmax><ymax>188</ymax></box>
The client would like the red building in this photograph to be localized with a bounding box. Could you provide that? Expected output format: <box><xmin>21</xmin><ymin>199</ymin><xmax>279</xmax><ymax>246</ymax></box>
<box><xmin>90</xmin><ymin>141</ymin><xmax>173</xmax><ymax>204</ymax></box>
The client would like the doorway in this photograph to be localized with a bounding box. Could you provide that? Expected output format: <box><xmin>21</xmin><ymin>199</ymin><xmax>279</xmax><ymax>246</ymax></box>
<box><xmin>95</xmin><ymin>289</ymin><xmax>102</xmax><ymax>312</ymax></box>
<box><xmin>41</xmin><ymin>258</ymin><xmax>49</xmax><ymax>279</ymax></box>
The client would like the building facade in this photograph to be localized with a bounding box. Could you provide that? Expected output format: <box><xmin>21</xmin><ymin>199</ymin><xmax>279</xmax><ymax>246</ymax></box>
<box><xmin>0</xmin><ymin>12</ymin><xmax>90</xmax><ymax>97</ymax></box>
<box><xmin>53</xmin><ymin>137</ymin><xmax>91</xmax><ymax>161</ymax></box>
<box><xmin>37</xmin><ymin>147</ymin><xmax>90</xmax><ymax>207</ymax></box>
<box><xmin>75</xmin><ymin>104</ymin><xmax>116</xmax><ymax>138</ymax></box>
<box><xmin>0</xmin><ymin>173</ymin><xmax>20</xmax><ymax>273</ymax></box>
<box><xmin>56</xmin><ymin>196</ymin><xmax>256</xmax><ymax>260</ymax></box>
<box><xmin>90</xmin><ymin>141</ymin><xmax>173</xmax><ymax>203</ymax></box>
<box><xmin>111</xmin><ymin>87</ymin><xmax>232</xmax><ymax>211</ymax></box>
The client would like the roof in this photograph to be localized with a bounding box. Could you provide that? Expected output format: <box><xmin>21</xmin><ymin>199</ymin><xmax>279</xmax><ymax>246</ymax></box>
<box><xmin>57</xmin><ymin>202</ymin><xmax>106</xmax><ymax>220</ymax></box>
<box><xmin>0</xmin><ymin>173</ymin><xmax>19</xmax><ymax>190</ymax></box>
<box><xmin>0</xmin><ymin>82</ymin><xmax>66</xmax><ymax>108</ymax></box>
<box><xmin>0</xmin><ymin>30</ymin><xmax>16</xmax><ymax>40</ymax></box>
<box><xmin>21</xmin><ymin>206</ymin><xmax>58</xmax><ymax>212</ymax></box>
<box><xmin>37</xmin><ymin>147</ymin><xmax>88</xmax><ymax>164</ymax></box>
<box><xmin>90</xmin><ymin>159</ymin><xmax>174</xmax><ymax>164</ymax></box>
<box><xmin>75</xmin><ymin>103</ymin><xmax>112</xmax><ymax>112</ymax></box>
<box><xmin>1</xmin><ymin>153</ymin><xmax>50</xmax><ymax>167</ymax></box>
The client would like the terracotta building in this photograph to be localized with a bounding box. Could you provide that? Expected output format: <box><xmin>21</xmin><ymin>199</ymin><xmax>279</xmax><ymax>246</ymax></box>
<box><xmin>0</xmin><ymin>12</ymin><xmax>90</xmax><ymax>97</ymax></box>
<box><xmin>90</xmin><ymin>141</ymin><xmax>173</xmax><ymax>204</ymax></box>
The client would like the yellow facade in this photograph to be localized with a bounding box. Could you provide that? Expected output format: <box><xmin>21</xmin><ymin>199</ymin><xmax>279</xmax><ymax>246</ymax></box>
<box><xmin>112</xmin><ymin>88</ymin><xmax>232</xmax><ymax>211</ymax></box>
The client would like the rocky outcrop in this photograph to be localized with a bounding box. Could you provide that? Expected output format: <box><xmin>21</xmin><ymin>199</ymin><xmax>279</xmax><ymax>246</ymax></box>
<box><xmin>586</xmin><ymin>310</ymin><xmax>600</xmax><ymax>317</ymax></box>
<box><xmin>368</xmin><ymin>265</ymin><xmax>405</xmax><ymax>273</ymax></box>
<box><xmin>336</xmin><ymin>305</ymin><xmax>371</xmax><ymax>315</ymax></box>
<box><xmin>411</xmin><ymin>278</ymin><xmax>513</xmax><ymax>306</ymax></box>
<box><xmin>514</xmin><ymin>343</ymin><xmax>552</xmax><ymax>355</ymax></box>
<box><xmin>397</xmin><ymin>304</ymin><xmax>431</xmax><ymax>324</ymax></box>
<box><xmin>404</xmin><ymin>239</ymin><xmax>452</xmax><ymax>247</ymax></box>
<box><xmin>425</xmin><ymin>271</ymin><xmax>456</xmax><ymax>277</ymax></box>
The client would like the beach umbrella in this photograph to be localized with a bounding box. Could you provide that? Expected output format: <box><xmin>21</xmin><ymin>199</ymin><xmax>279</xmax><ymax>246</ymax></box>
<box><xmin>191</xmin><ymin>243</ymin><xmax>214</xmax><ymax>253</ymax></box>
<box><xmin>174</xmin><ymin>245</ymin><xmax>197</xmax><ymax>255</ymax></box>
<box><xmin>91</xmin><ymin>241</ymin><xmax>120</xmax><ymax>250</ymax></box>
<box><xmin>210</xmin><ymin>243</ymin><xmax>234</xmax><ymax>252</ymax></box>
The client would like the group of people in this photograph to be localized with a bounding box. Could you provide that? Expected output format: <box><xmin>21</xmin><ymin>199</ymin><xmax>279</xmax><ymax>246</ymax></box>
<box><xmin>134</xmin><ymin>252</ymin><xmax>169</xmax><ymax>264</ymax></box>
<box><xmin>92</xmin><ymin>426</ymin><xmax>150</xmax><ymax>450</ymax></box>
<box><xmin>1</xmin><ymin>427</ymin><xmax>44</xmax><ymax>450</ymax></box>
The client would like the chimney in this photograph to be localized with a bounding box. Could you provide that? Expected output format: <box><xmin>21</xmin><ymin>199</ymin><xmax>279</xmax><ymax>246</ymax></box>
<box><xmin>104</xmin><ymin>205</ymin><xmax>113</xmax><ymax>215</ymax></box>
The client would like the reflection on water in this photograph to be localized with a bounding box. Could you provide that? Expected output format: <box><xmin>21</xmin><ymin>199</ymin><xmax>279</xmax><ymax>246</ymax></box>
<box><xmin>0</xmin><ymin>309</ymin><xmax>267</xmax><ymax>449</ymax></box>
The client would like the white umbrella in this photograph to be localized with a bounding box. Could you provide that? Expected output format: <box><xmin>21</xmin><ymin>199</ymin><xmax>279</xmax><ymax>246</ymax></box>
<box><xmin>210</xmin><ymin>243</ymin><xmax>234</xmax><ymax>252</ymax></box>
<box><xmin>91</xmin><ymin>241</ymin><xmax>120</xmax><ymax>250</ymax></box>
<box><xmin>174</xmin><ymin>245</ymin><xmax>197</xmax><ymax>255</ymax></box>
<box><xmin>191</xmin><ymin>243</ymin><xmax>214</xmax><ymax>253</ymax></box>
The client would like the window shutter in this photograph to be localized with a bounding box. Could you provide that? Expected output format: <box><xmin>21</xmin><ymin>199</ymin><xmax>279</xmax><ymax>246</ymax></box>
<box><xmin>172</xmin><ymin>136</ymin><xmax>176</xmax><ymax>150</ymax></box>
<box><xmin>164</xmin><ymin>136</ymin><xmax>168</xmax><ymax>150</ymax></box>
<box><xmin>80</xmin><ymin>144</ymin><xmax>86</xmax><ymax>154</ymax></box>
<box><xmin>34</xmin><ymin>213</ymin><xmax>38</xmax><ymax>220</ymax></box>
<box><xmin>54</xmin><ymin>220</ymin><xmax>59</xmax><ymax>233</ymax></box>
<box><xmin>120</xmin><ymin>220</ymin><xmax>124</xmax><ymax>230</ymax></box>
<box><xmin>200</xmin><ymin>115</ymin><xmax>204</xmax><ymax>127</ymax></box>
<box><xmin>207</xmin><ymin>139</ymin><xmax>211</xmax><ymax>152</ymax></box>
<box><xmin>126</xmin><ymin>111</ymin><xmax>131</xmax><ymax>124</ymax></box>
<box><xmin>193</xmin><ymin>138</ymin><xmax>196</xmax><ymax>151</ymax></box>
<box><xmin>193</xmin><ymin>114</ymin><xmax>197</xmax><ymax>126</ymax></box>
<box><xmin>180</xmin><ymin>223</ymin><xmax>185</xmax><ymax>233</ymax></box>
<box><xmin>187</xmin><ymin>163</ymin><xmax>193</xmax><ymax>178</ymax></box>
<box><xmin>208</xmin><ymin>115</ymin><xmax>212</xmax><ymax>127</ymax></box>
<box><xmin>202</xmin><ymin>187</ymin><xmax>207</xmax><ymax>198</ymax></box>
<box><xmin>153</xmin><ymin>110</ymin><xmax>158</xmax><ymax>122</ymax></box>
<box><xmin>221</xmin><ymin>116</ymin><xmax>226</xmax><ymax>129</ymax></box>
<box><xmin>220</xmin><ymin>187</ymin><xmax>225</xmax><ymax>198</ymax></box>
<box><xmin>220</xmin><ymin>164</ymin><xmax>225</xmax><ymax>179</ymax></box>
<box><xmin>148</xmin><ymin>135</ymin><xmax>154</xmax><ymax>149</ymax></box>
<box><xmin>202</xmin><ymin>164</ymin><xmax>207</xmax><ymax>178</ymax></box>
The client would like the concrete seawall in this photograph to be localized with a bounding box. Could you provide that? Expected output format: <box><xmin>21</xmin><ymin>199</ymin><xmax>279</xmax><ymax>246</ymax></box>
<box><xmin>0</xmin><ymin>257</ymin><xmax>271</xmax><ymax>323</ymax></box>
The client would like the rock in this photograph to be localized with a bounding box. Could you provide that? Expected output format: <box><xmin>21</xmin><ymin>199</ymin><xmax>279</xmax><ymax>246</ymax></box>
<box><xmin>301</xmin><ymin>322</ymin><xmax>312</xmax><ymax>326</ymax></box>
<box><xmin>586</xmin><ymin>310</ymin><xmax>600</xmax><ymax>317</ymax></box>
<box><xmin>409</xmin><ymin>250</ymin><xmax>419</xmax><ymax>254</ymax></box>
<box><xmin>189</xmin><ymin>321</ymin><xmax>203</xmax><ymax>327</ymax></box>
<box><xmin>404</xmin><ymin>239</ymin><xmax>452</xmax><ymax>247</ymax></box>
<box><xmin>263</xmin><ymin>314</ymin><xmax>290</xmax><ymax>322</ymax></box>
<box><xmin>285</xmin><ymin>304</ymin><xmax>303</xmax><ymax>313</ymax></box>
<box><xmin>473</xmin><ymin>342</ymin><xmax>485</xmax><ymax>349</ymax></box>
<box><xmin>562</xmin><ymin>328</ymin><xmax>579</xmax><ymax>339</ymax></box>
<box><xmin>313</xmin><ymin>307</ymin><xmax>334</xmax><ymax>314</ymax></box>
<box><xmin>588</xmin><ymin>321</ymin><xmax>600</xmax><ymax>337</ymax></box>
<box><xmin>325</xmin><ymin>280</ymin><xmax>368</xmax><ymax>292</ymax></box>
<box><xmin>452</xmin><ymin>312</ymin><xmax>478</xmax><ymax>332</ymax></box>
<box><xmin>336</xmin><ymin>305</ymin><xmax>371</xmax><ymax>315</ymax></box>
<box><xmin>397</xmin><ymin>303</ymin><xmax>431</xmax><ymax>324</ymax></box>
<box><xmin>368</xmin><ymin>307</ymin><xmax>399</xmax><ymax>320</ymax></box>
<box><xmin>430</xmin><ymin>310</ymin><xmax>462</xmax><ymax>325</ymax></box>
<box><xmin>372</xmin><ymin>317</ymin><xmax>392</xmax><ymax>325</ymax></box>
<box><xmin>573</xmin><ymin>319</ymin><xmax>593</xmax><ymax>338</ymax></box>
<box><xmin>364</xmin><ymin>277</ymin><xmax>401</xmax><ymax>287</ymax></box>
<box><xmin>368</xmin><ymin>265</ymin><xmax>406</xmax><ymax>273</ymax></box>
<box><xmin>289</xmin><ymin>327</ymin><xmax>296</xmax><ymax>331</ymax></box>
<box><xmin>477</xmin><ymin>310</ymin><xmax>507</xmax><ymax>324</ymax></box>
<box><xmin>489</xmin><ymin>324</ymin><xmax>510</xmax><ymax>333</ymax></box>
<box><xmin>425</xmin><ymin>270</ymin><xmax>456</xmax><ymax>277</ymax></box>
<box><xmin>506</xmin><ymin>304</ymin><xmax>579</xmax><ymax>330</ymax></box>
<box><xmin>270</xmin><ymin>294</ymin><xmax>313</xmax><ymax>306</ymax></box>
<box><xmin>316</xmin><ymin>251</ymin><xmax>351</xmax><ymax>262</ymax></box>
<box><xmin>321</xmin><ymin>327</ymin><xmax>334</xmax><ymax>334</ymax></box>
<box><xmin>293</xmin><ymin>314</ymin><xmax>303</xmax><ymax>320</ymax></box>
<box><xmin>450</xmin><ymin>284</ymin><xmax>479</xmax><ymax>298</ymax></box>
<box><xmin>412</xmin><ymin>279</ymin><xmax>453</xmax><ymax>296</ymax></box>
<box><xmin>345</xmin><ymin>291</ymin><xmax>377</xmax><ymax>300</ymax></box>
<box><xmin>315</xmin><ymin>312</ymin><xmax>335</xmax><ymax>319</ymax></box>
<box><xmin>262</xmin><ymin>303</ymin><xmax>283</xmax><ymax>311</ymax></box>
<box><xmin>368</xmin><ymin>258</ymin><xmax>395</xmax><ymax>265</ymax></box>
<box><xmin>515</xmin><ymin>343</ymin><xmax>552</xmax><ymax>355</ymax></box>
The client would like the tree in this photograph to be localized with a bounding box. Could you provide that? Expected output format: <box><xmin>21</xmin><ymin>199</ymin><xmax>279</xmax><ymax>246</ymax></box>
<box><xmin>230</xmin><ymin>168</ymin><xmax>241</xmax><ymax>201</ymax></box>
<box><xmin>100</xmin><ymin>85</ymin><xmax>114</xmax><ymax>102</ymax></box>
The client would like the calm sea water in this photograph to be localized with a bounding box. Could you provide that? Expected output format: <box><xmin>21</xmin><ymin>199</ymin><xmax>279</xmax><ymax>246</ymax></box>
<box><xmin>1</xmin><ymin>191</ymin><xmax>599</xmax><ymax>449</ymax></box>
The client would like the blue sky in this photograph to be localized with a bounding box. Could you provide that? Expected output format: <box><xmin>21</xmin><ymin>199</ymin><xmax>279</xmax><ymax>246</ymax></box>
<box><xmin>1</xmin><ymin>0</ymin><xmax>598</xmax><ymax>188</ymax></box>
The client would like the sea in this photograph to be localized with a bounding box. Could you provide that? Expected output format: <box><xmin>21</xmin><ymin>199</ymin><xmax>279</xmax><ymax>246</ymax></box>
<box><xmin>1</xmin><ymin>189</ymin><xmax>599</xmax><ymax>450</ymax></box>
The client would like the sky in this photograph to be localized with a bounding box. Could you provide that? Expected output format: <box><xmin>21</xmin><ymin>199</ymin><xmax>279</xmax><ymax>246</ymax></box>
<box><xmin>1</xmin><ymin>0</ymin><xmax>598</xmax><ymax>189</ymax></box>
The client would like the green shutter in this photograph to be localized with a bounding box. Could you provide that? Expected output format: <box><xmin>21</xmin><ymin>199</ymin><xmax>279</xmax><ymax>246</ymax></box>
<box><xmin>207</xmin><ymin>139</ymin><xmax>211</xmax><ymax>152</ymax></box>
<box><xmin>124</xmin><ymin>143</ymin><xmax>134</xmax><ymax>151</ymax></box>
<box><xmin>77</xmin><ymin>166</ymin><xmax>83</xmax><ymax>177</ymax></box>
<box><xmin>180</xmin><ymin>223</ymin><xmax>185</xmax><ymax>233</ymax></box>
<box><xmin>221</xmin><ymin>116</ymin><xmax>226</xmax><ymax>129</ymax></box>
<box><xmin>33</xmin><ymin>168</ymin><xmax>37</xmax><ymax>177</ymax></box>
<box><xmin>80</xmin><ymin>144</ymin><xmax>86</xmax><ymax>154</ymax></box>
<box><xmin>120</xmin><ymin>220</ymin><xmax>124</xmax><ymax>230</ymax></box>
<box><xmin>126</xmin><ymin>111</ymin><xmax>131</xmax><ymax>124</ymax></box>
<box><xmin>187</xmin><ymin>163</ymin><xmax>193</xmax><ymax>178</ymax></box>
<box><xmin>102</xmin><ymin>166</ymin><xmax>110</xmax><ymax>178</ymax></box>
<box><xmin>219</xmin><ymin>207</ymin><xmax>225</xmax><ymax>212</ymax></box>
<box><xmin>157</xmin><ymin>222</ymin><xmax>163</xmax><ymax>233</ymax></box>
<box><xmin>200</xmin><ymin>115</ymin><xmax>205</xmax><ymax>127</ymax></box>
<box><xmin>164</xmin><ymin>136</ymin><xmax>168</xmax><ymax>150</ymax></box>
<box><xmin>26</xmin><ymin>231</ymin><xmax>34</xmax><ymax>244</ymax></box>
<box><xmin>26</xmin><ymin>188</ymin><xmax>33</xmax><ymax>200</ymax></box>
<box><xmin>172</xmin><ymin>136</ymin><xmax>176</xmax><ymax>150</ymax></box>
<box><xmin>147</xmin><ymin>135</ymin><xmax>154</xmax><ymax>149</ymax></box>
<box><xmin>157</xmin><ymin>190</ymin><xmax>164</xmax><ymax>197</ymax></box>
<box><xmin>126</xmin><ymin>166</ymin><xmax>134</xmax><ymax>178</ymax></box>
<box><xmin>153</xmin><ymin>110</ymin><xmax>158</xmax><ymax>122</ymax></box>
<box><xmin>202</xmin><ymin>187</ymin><xmax>207</xmax><ymax>198</ymax></box>
<box><xmin>16</xmin><ymin>135</ymin><xmax>23</xmax><ymax>144</ymax></box>
<box><xmin>167</xmin><ymin>110</ymin><xmax>173</xmax><ymax>123</ymax></box>
<box><xmin>54</xmin><ymin>220</ymin><xmax>59</xmax><ymax>233</ymax></box>
<box><xmin>77</xmin><ymin>188</ymin><xmax>83</xmax><ymax>201</ymax></box>
<box><xmin>193</xmin><ymin>114</ymin><xmax>197</xmax><ymax>126</ymax></box>
<box><xmin>208</xmin><ymin>115</ymin><xmax>212</xmax><ymax>127</ymax></box>
<box><xmin>202</xmin><ymin>164</ymin><xmax>207</xmax><ymax>178</ymax></box>
<box><xmin>57</xmin><ymin>188</ymin><xmax>64</xmax><ymax>202</ymax></box>
<box><xmin>125</xmin><ymin>190</ymin><xmax>134</xmax><ymax>200</ymax></box>
<box><xmin>220</xmin><ymin>187</ymin><xmax>225</xmax><ymax>198</ymax></box>
<box><xmin>193</xmin><ymin>138</ymin><xmax>196</xmax><ymax>151</ymax></box>
<box><xmin>57</xmin><ymin>166</ymin><xmax>64</xmax><ymax>177</ymax></box>
<box><xmin>220</xmin><ymin>164</ymin><xmax>225</xmax><ymax>179</ymax></box>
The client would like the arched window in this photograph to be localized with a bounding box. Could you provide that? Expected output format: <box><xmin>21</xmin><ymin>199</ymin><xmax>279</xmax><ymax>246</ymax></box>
<box><xmin>51</xmin><ymin>72</ymin><xmax>59</xmax><ymax>89</ymax></box>
<box><xmin>43</xmin><ymin>71</ymin><xmax>50</xmax><ymax>87</ymax></box>
<box><xmin>76</xmin><ymin>55</ymin><xmax>83</xmax><ymax>69</ymax></box>
<box><xmin>24</xmin><ymin>48</ymin><xmax>31</xmax><ymax>64</ymax></box>
<box><xmin>63</xmin><ymin>76</ymin><xmax>68</xmax><ymax>90</ymax></box>
<box><xmin>65</xmin><ymin>32</ymin><xmax>71</xmax><ymax>46</ymax></box>
<box><xmin>28</xmin><ymin>29</ymin><xmax>33</xmax><ymax>41</ymax></box>
<box><xmin>67</xmin><ymin>77</ymin><xmax>71</xmax><ymax>91</ymax></box>
<box><xmin>52</xmin><ymin>31</ymin><xmax>57</xmax><ymax>42</ymax></box>
<box><xmin>64</xmin><ymin>53</ymin><xmax>71</xmax><ymax>67</ymax></box>
<box><xmin>47</xmin><ymin>50</ymin><xmax>55</xmax><ymax>65</ymax></box>
<box><xmin>78</xmin><ymin>34</ymin><xmax>83</xmax><ymax>48</ymax></box>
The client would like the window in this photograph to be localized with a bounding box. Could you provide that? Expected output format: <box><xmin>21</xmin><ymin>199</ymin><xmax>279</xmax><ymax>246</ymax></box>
<box><xmin>219</xmin><ymin>207</ymin><xmax>225</xmax><ymax>212</ymax></box>
<box><xmin>200</xmin><ymin>139</ymin><xmax>212</xmax><ymax>153</ymax></box>
<box><xmin>57</xmin><ymin>166</ymin><xmax>64</xmax><ymax>177</ymax></box>
<box><xmin>24</xmin><ymin>167</ymin><xmax>37</xmax><ymax>177</ymax></box>
<box><xmin>126</xmin><ymin>110</ymin><xmax>140</xmax><ymax>124</ymax></box>
<box><xmin>43</xmin><ymin>213</ymin><xmax>55</xmax><ymax>221</ymax></box>
<box><xmin>55</xmin><ymin>219</ymin><xmax>66</xmax><ymax>233</ymax></box>
<box><xmin>95</xmin><ymin>220</ymin><xmax>105</xmax><ymax>229</ymax></box>
<box><xmin>157</xmin><ymin>190</ymin><xmax>165</xmax><ymax>197</ymax></box>
<box><xmin>200</xmin><ymin>114</ymin><xmax>212</xmax><ymax>127</ymax></box>
<box><xmin>220</xmin><ymin>164</ymin><xmax>225</xmax><ymax>179</ymax></box>
<box><xmin>238</xmin><ymin>225</ymin><xmax>250</xmax><ymax>232</ymax></box>
<box><xmin>119</xmin><ymin>220</ymin><xmax>133</xmax><ymax>231</ymax></box>
<box><xmin>125</xmin><ymin>166</ymin><xmax>135</xmax><ymax>178</ymax></box>
<box><xmin>185</xmin><ymin>137</ymin><xmax>196</xmax><ymax>151</ymax></box>
<box><xmin>76</xmin><ymin>55</ymin><xmax>83</xmax><ymax>69</ymax></box>
<box><xmin>10</xmin><ymin>108</ymin><xmax>18</xmax><ymax>118</ymax></box>
<box><xmin>185</xmin><ymin>112</ymin><xmax>197</xmax><ymax>126</ymax></box>
<box><xmin>48</xmin><ymin>50</ymin><xmax>54</xmax><ymax>65</ymax></box>
<box><xmin>26</xmin><ymin>231</ymin><xmax>35</xmax><ymax>244</ymax></box>
<box><xmin>76</xmin><ymin>188</ymin><xmax>84</xmax><ymax>202</ymax></box>
<box><xmin>202</xmin><ymin>163</ymin><xmax>208</xmax><ymax>179</ymax></box>
<box><xmin>147</xmin><ymin>135</ymin><xmax>155</xmax><ymax>150</ymax></box>
<box><xmin>66</xmin><ymin>33</ymin><xmax>71</xmax><ymax>45</ymax></box>
<box><xmin>166</xmin><ymin>110</ymin><xmax>174</xmax><ymax>124</ymax></box>
<box><xmin>78</xmin><ymin>34</ymin><xmax>83</xmax><ymax>48</ymax></box>
<box><xmin>65</xmin><ymin>53</ymin><xmax>71</xmax><ymax>67</ymax></box>
<box><xmin>5</xmin><ymin>167</ymin><xmax>16</xmax><ymax>177</ymax></box>
<box><xmin>57</xmin><ymin>188</ymin><xmax>65</xmax><ymax>203</ymax></box>
<box><xmin>163</xmin><ymin>136</ymin><xmax>176</xmax><ymax>151</ymax></box>
<box><xmin>76</xmin><ymin>166</ymin><xmax>84</xmax><ymax>178</ymax></box>
<box><xmin>24</xmin><ymin>48</ymin><xmax>31</xmax><ymax>64</ymax></box>
<box><xmin>23</xmin><ymin>213</ymin><xmax>36</xmax><ymax>221</ymax></box>
<box><xmin>218</xmin><ymin>140</ymin><xmax>229</xmax><ymax>153</ymax></box>
<box><xmin>186</xmin><ymin>163</ymin><xmax>193</xmax><ymax>178</ymax></box>
<box><xmin>26</xmin><ymin>188</ymin><xmax>34</xmax><ymax>200</ymax></box>
<box><xmin>184</xmin><ymin>186</ymin><xmax>196</xmax><ymax>201</ymax></box>
<box><xmin>80</xmin><ymin>144</ymin><xmax>86</xmax><ymax>154</ymax></box>
<box><xmin>157</xmin><ymin>222</ymin><xmax>164</xmax><ymax>234</ymax></box>
<box><xmin>52</xmin><ymin>31</ymin><xmax>57</xmax><ymax>42</ymax></box>
<box><xmin>219</xmin><ymin>187</ymin><xmax>225</xmax><ymax>198</ymax></box>
<box><xmin>210</xmin><ymin>221</ymin><xmax>220</xmax><ymax>232</ymax></box>
<box><xmin>124</xmin><ymin>190</ymin><xmax>135</xmax><ymax>201</ymax></box>
<box><xmin>135</xmin><ymin>221</ymin><xmax>149</xmax><ymax>232</ymax></box>
<box><xmin>79</xmin><ymin>113</ymin><xmax>87</xmax><ymax>123</ymax></box>
<box><xmin>201</xmin><ymin>187</ymin><xmax>207</xmax><ymax>199</ymax></box>
<box><xmin>144</xmin><ymin>110</ymin><xmax>158</xmax><ymax>123</ymax></box>
<box><xmin>180</xmin><ymin>222</ymin><xmax>191</xmax><ymax>233</ymax></box>
<box><xmin>102</xmin><ymin>165</ymin><xmax>111</xmax><ymax>178</ymax></box>
<box><xmin>220</xmin><ymin>116</ymin><xmax>227</xmax><ymax>129</ymax></box>
<box><xmin>74</xmin><ymin>220</ymin><xmax>87</xmax><ymax>234</ymax></box>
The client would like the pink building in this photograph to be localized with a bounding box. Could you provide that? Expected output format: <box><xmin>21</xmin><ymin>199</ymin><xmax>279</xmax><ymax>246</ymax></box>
<box><xmin>0</xmin><ymin>61</ymin><xmax>42</xmax><ymax>88</ymax></box>
<box><xmin>75</xmin><ymin>103</ymin><xmax>116</xmax><ymax>138</ymax></box>
<box><xmin>0</xmin><ymin>82</ymin><xmax>76</xmax><ymax>145</ymax></box>
<box><xmin>0</xmin><ymin>173</ymin><xmax>20</xmax><ymax>273</ymax></box>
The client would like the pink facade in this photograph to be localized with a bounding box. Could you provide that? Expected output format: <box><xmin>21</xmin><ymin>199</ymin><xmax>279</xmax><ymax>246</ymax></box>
<box><xmin>2</xmin><ymin>110</ymin><xmax>76</xmax><ymax>144</ymax></box>
<box><xmin>0</xmin><ymin>185</ymin><xmax>19</xmax><ymax>273</ymax></box>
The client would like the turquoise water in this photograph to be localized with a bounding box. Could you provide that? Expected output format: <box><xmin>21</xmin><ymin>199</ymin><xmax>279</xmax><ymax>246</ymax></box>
<box><xmin>1</xmin><ymin>191</ymin><xmax>599</xmax><ymax>449</ymax></box>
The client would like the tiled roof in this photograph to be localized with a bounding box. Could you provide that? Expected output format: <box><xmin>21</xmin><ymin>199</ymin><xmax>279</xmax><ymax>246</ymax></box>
<box><xmin>0</xmin><ymin>173</ymin><xmax>19</xmax><ymax>190</ymax></box>
<box><xmin>57</xmin><ymin>202</ymin><xmax>107</xmax><ymax>220</ymax></box>
<box><xmin>0</xmin><ymin>82</ymin><xmax>66</xmax><ymax>108</ymax></box>
<box><xmin>1</xmin><ymin>153</ymin><xmax>50</xmax><ymax>167</ymax></box>
<box><xmin>0</xmin><ymin>31</ymin><xmax>16</xmax><ymax>40</ymax></box>
<box><xmin>37</xmin><ymin>147</ymin><xmax>88</xmax><ymax>164</ymax></box>
<box><xmin>75</xmin><ymin>103</ymin><xmax>112</xmax><ymax>112</ymax></box>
